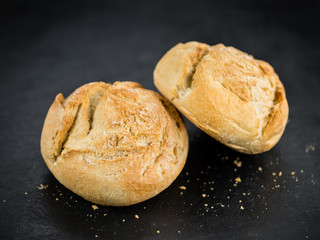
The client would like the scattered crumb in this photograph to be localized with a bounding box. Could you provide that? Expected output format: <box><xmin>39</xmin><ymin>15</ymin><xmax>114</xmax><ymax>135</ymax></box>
<box><xmin>233</xmin><ymin>160</ymin><xmax>242</xmax><ymax>167</ymax></box>
<box><xmin>204</xmin><ymin>203</ymin><xmax>208</xmax><ymax>207</ymax></box>
<box><xmin>240</xmin><ymin>206</ymin><xmax>244</xmax><ymax>210</ymax></box>
<box><xmin>179</xmin><ymin>186</ymin><xmax>186</xmax><ymax>190</ymax></box>
<box><xmin>92</xmin><ymin>205</ymin><xmax>99</xmax><ymax>210</ymax></box>
<box><xmin>235</xmin><ymin>177</ymin><xmax>241</xmax><ymax>183</ymax></box>
<box><xmin>291</xmin><ymin>172</ymin><xmax>296</xmax><ymax>176</ymax></box>
<box><xmin>242</xmin><ymin>193</ymin><xmax>246</xmax><ymax>196</ymax></box>
<box><xmin>103</xmin><ymin>213</ymin><xmax>107</xmax><ymax>216</ymax></box>
<box><xmin>227</xmin><ymin>196</ymin><xmax>230</xmax><ymax>199</ymax></box>
<box><xmin>239</xmin><ymin>200</ymin><xmax>242</xmax><ymax>203</ymax></box>
<box><xmin>202</xmin><ymin>194</ymin><xmax>206</xmax><ymax>198</ymax></box>
<box><xmin>272</xmin><ymin>172</ymin><xmax>276</xmax><ymax>176</ymax></box>
<box><xmin>279</xmin><ymin>171</ymin><xmax>282</xmax><ymax>177</ymax></box>
<box><xmin>210</xmin><ymin>187</ymin><xmax>214</xmax><ymax>191</ymax></box>
<box><xmin>55</xmin><ymin>198</ymin><xmax>59</xmax><ymax>201</ymax></box>
<box><xmin>135</xmin><ymin>214</ymin><xmax>139</xmax><ymax>219</ymax></box>
<box><xmin>178</xmin><ymin>230</ymin><xmax>181</xmax><ymax>233</ymax></box>
<box><xmin>305</xmin><ymin>145</ymin><xmax>315</xmax><ymax>153</ymax></box>
<box><xmin>3</xmin><ymin>200</ymin><xmax>6</xmax><ymax>203</ymax></box>
<box><xmin>258</xmin><ymin>167</ymin><xmax>263</xmax><ymax>172</ymax></box>
<box><xmin>38</xmin><ymin>184</ymin><xmax>48</xmax><ymax>190</ymax></box>
<box><xmin>301</xmin><ymin>170</ymin><xmax>304</xmax><ymax>173</ymax></box>
<box><xmin>95</xmin><ymin>234</ymin><xmax>98</xmax><ymax>238</ymax></box>
<box><xmin>122</xmin><ymin>219</ymin><xmax>125</xmax><ymax>222</ymax></box>
<box><xmin>25</xmin><ymin>192</ymin><xmax>28</xmax><ymax>195</ymax></box>
<box><xmin>156</xmin><ymin>230</ymin><xmax>160</xmax><ymax>234</ymax></box>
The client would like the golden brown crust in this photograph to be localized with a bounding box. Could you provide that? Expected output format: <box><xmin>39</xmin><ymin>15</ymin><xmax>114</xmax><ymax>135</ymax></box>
<box><xmin>154</xmin><ymin>41</ymin><xmax>289</xmax><ymax>154</ymax></box>
<box><xmin>40</xmin><ymin>81</ymin><xmax>188</xmax><ymax>206</ymax></box>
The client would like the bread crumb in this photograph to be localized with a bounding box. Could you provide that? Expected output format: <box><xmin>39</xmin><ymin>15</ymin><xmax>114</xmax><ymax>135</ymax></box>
<box><xmin>258</xmin><ymin>167</ymin><xmax>262</xmax><ymax>172</ymax></box>
<box><xmin>240</xmin><ymin>206</ymin><xmax>244</xmax><ymax>210</ymax></box>
<box><xmin>179</xmin><ymin>186</ymin><xmax>186</xmax><ymax>190</ymax></box>
<box><xmin>135</xmin><ymin>214</ymin><xmax>139</xmax><ymax>219</ymax></box>
<box><xmin>178</xmin><ymin>230</ymin><xmax>181</xmax><ymax>233</ymax></box>
<box><xmin>38</xmin><ymin>184</ymin><xmax>48</xmax><ymax>190</ymax></box>
<box><xmin>92</xmin><ymin>205</ymin><xmax>99</xmax><ymax>210</ymax></box>
<box><xmin>305</xmin><ymin>145</ymin><xmax>315</xmax><ymax>153</ymax></box>
<box><xmin>235</xmin><ymin>177</ymin><xmax>241</xmax><ymax>183</ymax></box>
<box><xmin>103</xmin><ymin>213</ymin><xmax>107</xmax><ymax>216</ymax></box>
<box><xmin>95</xmin><ymin>234</ymin><xmax>98</xmax><ymax>238</ymax></box>
<box><xmin>122</xmin><ymin>219</ymin><xmax>125</xmax><ymax>222</ymax></box>
<box><xmin>272</xmin><ymin>172</ymin><xmax>276</xmax><ymax>176</ymax></box>
<box><xmin>204</xmin><ymin>203</ymin><xmax>208</xmax><ymax>207</ymax></box>
<box><xmin>202</xmin><ymin>194</ymin><xmax>206</xmax><ymax>197</ymax></box>
<box><xmin>233</xmin><ymin>160</ymin><xmax>242</xmax><ymax>167</ymax></box>
<box><xmin>55</xmin><ymin>198</ymin><xmax>59</xmax><ymax>201</ymax></box>
<box><xmin>279</xmin><ymin>171</ymin><xmax>282</xmax><ymax>177</ymax></box>
<box><xmin>291</xmin><ymin>171</ymin><xmax>296</xmax><ymax>176</ymax></box>
<box><xmin>210</xmin><ymin>187</ymin><xmax>214</xmax><ymax>191</ymax></box>
<box><xmin>25</xmin><ymin>192</ymin><xmax>28</xmax><ymax>195</ymax></box>
<box><xmin>3</xmin><ymin>200</ymin><xmax>6</xmax><ymax>203</ymax></box>
<box><xmin>156</xmin><ymin>230</ymin><xmax>160</xmax><ymax>234</ymax></box>
<box><xmin>239</xmin><ymin>200</ymin><xmax>242</xmax><ymax>203</ymax></box>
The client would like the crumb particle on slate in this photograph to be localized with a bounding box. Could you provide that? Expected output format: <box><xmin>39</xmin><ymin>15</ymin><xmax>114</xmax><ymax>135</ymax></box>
<box><xmin>179</xmin><ymin>186</ymin><xmax>186</xmax><ymax>190</ymax></box>
<box><xmin>38</xmin><ymin>184</ymin><xmax>48</xmax><ymax>190</ymax></box>
<box><xmin>305</xmin><ymin>145</ymin><xmax>315</xmax><ymax>153</ymax></box>
<box><xmin>156</xmin><ymin>230</ymin><xmax>160</xmax><ymax>234</ymax></box>
<box><xmin>135</xmin><ymin>214</ymin><xmax>139</xmax><ymax>219</ymax></box>
<box><xmin>92</xmin><ymin>205</ymin><xmax>99</xmax><ymax>210</ymax></box>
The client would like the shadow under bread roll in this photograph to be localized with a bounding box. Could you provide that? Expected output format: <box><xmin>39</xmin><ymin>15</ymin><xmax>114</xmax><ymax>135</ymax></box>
<box><xmin>41</xmin><ymin>81</ymin><xmax>188</xmax><ymax>206</ymax></box>
<box><xmin>154</xmin><ymin>42</ymin><xmax>288</xmax><ymax>154</ymax></box>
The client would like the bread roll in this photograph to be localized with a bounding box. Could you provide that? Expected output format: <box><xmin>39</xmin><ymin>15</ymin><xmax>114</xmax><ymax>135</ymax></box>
<box><xmin>154</xmin><ymin>42</ymin><xmax>288</xmax><ymax>154</ymax></box>
<box><xmin>40</xmin><ymin>81</ymin><xmax>188</xmax><ymax>206</ymax></box>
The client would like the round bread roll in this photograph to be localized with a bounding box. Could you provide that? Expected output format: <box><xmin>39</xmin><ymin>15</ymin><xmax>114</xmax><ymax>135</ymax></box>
<box><xmin>40</xmin><ymin>81</ymin><xmax>188</xmax><ymax>206</ymax></box>
<box><xmin>154</xmin><ymin>42</ymin><xmax>289</xmax><ymax>154</ymax></box>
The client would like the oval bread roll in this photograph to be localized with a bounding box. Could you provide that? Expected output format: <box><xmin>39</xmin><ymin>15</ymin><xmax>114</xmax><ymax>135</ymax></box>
<box><xmin>154</xmin><ymin>42</ymin><xmax>289</xmax><ymax>154</ymax></box>
<box><xmin>41</xmin><ymin>81</ymin><xmax>188</xmax><ymax>206</ymax></box>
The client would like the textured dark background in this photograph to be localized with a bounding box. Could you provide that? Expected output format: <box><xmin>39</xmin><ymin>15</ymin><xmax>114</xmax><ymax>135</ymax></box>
<box><xmin>1</xmin><ymin>0</ymin><xmax>320</xmax><ymax>239</ymax></box>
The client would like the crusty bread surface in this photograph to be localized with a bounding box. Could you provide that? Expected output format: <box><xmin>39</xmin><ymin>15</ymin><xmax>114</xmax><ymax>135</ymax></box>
<box><xmin>41</xmin><ymin>81</ymin><xmax>188</xmax><ymax>206</ymax></box>
<box><xmin>154</xmin><ymin>41</ymin><xmax>288</xmax><ymax>154</ymax></box>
